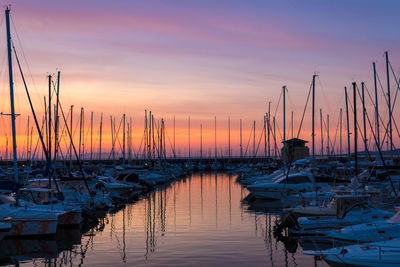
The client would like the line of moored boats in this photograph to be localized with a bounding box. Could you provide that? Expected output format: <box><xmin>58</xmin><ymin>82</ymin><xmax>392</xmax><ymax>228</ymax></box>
<box><xmin>238</xmin><ymin>157</ymin><xmax>400</xmax><ymax>266</ymax></box>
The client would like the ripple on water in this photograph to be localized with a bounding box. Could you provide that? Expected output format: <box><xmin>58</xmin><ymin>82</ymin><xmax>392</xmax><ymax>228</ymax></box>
<box><xmin>14</xmin><ymin>173</ymin><xmax>328</xmax><ymax>267</ymax></box>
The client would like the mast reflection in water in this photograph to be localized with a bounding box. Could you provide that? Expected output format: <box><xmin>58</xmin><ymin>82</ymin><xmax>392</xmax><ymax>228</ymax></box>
<box><xmin>9</xmin><ymin>173</ymin><xmax>327</xmax><ymax>266</ymax></box>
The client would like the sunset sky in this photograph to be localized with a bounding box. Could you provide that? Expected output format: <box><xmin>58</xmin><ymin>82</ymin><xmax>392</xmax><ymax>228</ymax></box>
<box><xmin>0</xmin><ymin>0</ymin><xmax>399</xmax><ymax>158</ymax></box>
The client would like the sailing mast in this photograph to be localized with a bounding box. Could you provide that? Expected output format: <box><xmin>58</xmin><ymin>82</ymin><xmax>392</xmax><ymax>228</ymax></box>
<box><xmin>361</xmin><ymin>82</ymin><xmax>368</xmax><ymax>155</ymax></box>
<box><xmin>340</xmin><ymin>108</ymin><xmax>342</xmax><ymax>157</ymax></box>
<box><xmin>353</xmin><ymin>82</ymin><xmax>358</xmax><ymax>175</ymax></box>
<box><xmin>70</xmin><ymin>105</ymin><xmax>73</xmax><ymax>170</ymax></box>
<box><xmin>320</xmin><ymin>109</ymin><xmax>323</xmax><ymax>158</ymax></box>
<box><xmin>267</xmin><ymin>102</ymin><xmax>271</xmax><ymax>161</ymax></box>
<box><xmin>385</xmin><ymin>51</ymin><xmax>393</xmax><ymax>155</ymax></box>
<box><xmin>253</xmin><ymin>120</ymin><xmax>256</xmax><ymax>158</ymax></box>
<box><xmin>5</xmin><ymin>7</ymin><xmax>18</xmax><ymax>182</ymax></box>
<box><xmin>53</xmin><ymin>71</ymin><xmax>61</xmax><ymax>174</ymax></box>
<box><xmin>123</xmin><ymin>113</ymin><xmax>126</xmax><ymax>165</ymax></box>
<box><xmin>48</xmin><ymin>75</ymin><xmax>52</xmax><ymax>183</ymax></box>
<box><xmin>312</xmin><ymin>74</ymin><xmax>316</xmax><ymax>159</ymax></box>
<box><xmin>228</xmin><ymin>117</ymin><xmax>231</xmax><ymax>159</ymax></box>
<box><xmin>90</xmin><ymin>111</ymin><xmax>93</xmax><ymax>161</ymax></box>
<box><xmin>373</xmin><ymin>62</ymin><xmax>380</xmax><ymax>154</ymax></box>
<box><xmin>345</xmin><ymin>87</ymin><xmax>351</xmax><ymax>161</ymax></box>
<box><xmin>200</xmin><ymin>123</ymin><xmax>202</xmax><ymax>159</ymax></box>
<box><xmin>99</xmin><ymin>112</ymin><xmax>103</xmax><ymax>160</ymax></box>
<box><xmin>283</xmin><ymin>86</ymin><xmax>286</xmax><ymax>168</ymax></box>
<box><xmin>327</xmin><ymin>114</ymin><xmax>330</xmax><ymax>157</ymax></box>
<box><xmin>214</xmin><ymin>116</ymin><xmax>217</xmax><ymax>162</ymax></box>
<box><xmin>188</xmin><ymin>116</ymin><xmax>190</xmax><ymax>159</ymax></box>
<box><xmin>240</xmin><ymin>119</ymin><xmax>243</xmax><ymax>160</ymax></box>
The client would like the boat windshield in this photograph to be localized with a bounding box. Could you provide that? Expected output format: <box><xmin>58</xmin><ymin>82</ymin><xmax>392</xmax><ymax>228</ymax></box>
<box><xmin>388</xmin><ymin>212</ymin><xmax>400</xmax><ymax>223</ymax></box>
<box><xmin>0</xmin><ymin>195</ymin><xmax>15</xmax><ymax>204</ymax></box>
<box><xmin>279</xmin><ymin>176</ymin><xmax>311</xmax><ymax>184</ymax></box>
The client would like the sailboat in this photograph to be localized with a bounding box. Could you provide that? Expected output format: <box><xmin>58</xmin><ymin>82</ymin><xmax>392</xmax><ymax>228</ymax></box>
<box><xmin>0</xmin><ymin>7</ymin><xmax>60</xmax><ymax>237</ymax></box>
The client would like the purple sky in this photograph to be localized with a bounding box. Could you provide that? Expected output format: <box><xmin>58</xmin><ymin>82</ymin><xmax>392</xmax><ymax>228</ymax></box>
<box><xmin>0</xmin><ymin>0</ymin><xmax>399</xmax><ymax>154</ymax></box>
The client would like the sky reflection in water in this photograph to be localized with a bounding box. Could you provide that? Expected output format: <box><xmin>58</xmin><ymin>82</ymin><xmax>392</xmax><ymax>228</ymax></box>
<box><xmin>12</xmin><ymin>173</ymin><xmax>328</xmax><ymax>267</ymax></box>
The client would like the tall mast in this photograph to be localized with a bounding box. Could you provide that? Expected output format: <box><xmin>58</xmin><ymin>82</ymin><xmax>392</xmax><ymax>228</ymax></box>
<box><xmin>385</xmin><ymin>51</ymin><xmax>393</xmax><ymax>155</ymax></box>
<box><xmin>345</xmin><ymin>87</ymin><xmax>351</xmax><ymax>161</ymax></box>
<box><xmin>200</xmin><ymin>123</ymin><xmax>202</xmax><ymax>159</ymax></box>
<box><xmin>327</xmin><ymin>114</ymin><xmax>330</xmax><ymax>158</ymax></box>
<box><xmin>340</xmin><ymin>108</ymin><xmax>342</xmax><ymax>156</ymax></box>
<box><xmin>253</xmin><ymin>120</ymin><xmax>256</xmax><ymax>158</ymax></box>
<box><xmin>214</xmin><ymin>116</ymin><xmax>217</xmax><ymax>161</ymax></box>
<box><xmin>5</xmin><ymin>7</ymin><xmax>17</xmax><ymax>182</ymax></box>
<box><xmin>99</xmin><ymin>112</ymin><xmax>103</xmax><ymax>160</ymax></box>
<box><xmin>148</xmin><ymin>111</ymin><xmax>151</xmax><ymax>160</ymax></box>
<box><xmin>283</xmin><ymin>86</ymin><xmax>286</xmax><ymax>168</ymax></box>
<box><xmin>373</xmin><ymin>62</ymin><xmax>380</xmax><ymax>153</ymax></box>
<box><xmin>90</xmin><ymin>111</ymin><xmax>93</xmax><ymax>161</ymax></box>
<box><xmin>173</xmin><ymin>115</ymin><xmax>176</xmax><ymax>158</ymax></box>
<box><xmin>240</xmin><ymin>119</ymin><xmax>243</xmax><ymax>160</ymax></box>
<box><xmin>361</xmin><ymin>82</ymin><xmax>368</xmax><ymax>155</ymax></box>
<box><xmin>320</xmin><ymin>109</ymin><xmax>323</xmax><ymax>157</ymax></box>
<box><xmin>70</xmin><ymin>105</ymin><xmax>73</xmax><ymax>170</ymax></box>
<box><xmin>26</xmin><ymin>116</ymin><xmax>29</xmax><ymax>160</ymax></box>
<box><xmin>79</xmin><ymin>108</ymin><xmax>83</xmax><ymax>160</ymax></box>
<box><xmin>228</xmin><ymin>117</ymin><xmax>231</xmax><ymax>159</ymax></box>
<box><xmin>82</xmin><ymin>108</ymin><xmax>85</xmax><ymax>160</ymax></box>
<box><xmin>129</xmin><ymin>117</ymin><xmax>132</xmax><ymax>161</ymax></box>
<box><xmin>53</xmin><ymin>71</ymin><xmax>61</xmax><ymax>174</ymax></box>
<box><xmin>144</xmin><ymin>110</ymin><xmax>147</xmax><ymax>159</ymax></box>
<box><xmin>291</xmin><ymin>111</ymin><xmax>293</xmax><ymax>139</ymax></box>
<box><xmin>267</xmin><ymin>102</ymin><xmax>271</xmax><ymax>161</ymax></box>
<box><xmin>273</xmin><ymin>117</ymin><xmax>277</xmax><ymax>158</ymax></box>
<box><xmin>312</xmin><ymin>74</ymin><xmax>316</xmax><ymax>159</ymax></box>
<box><xmin>123</xmin><ymin>113</ymin><xmax>126</xmax><ymax>165</ymax></box>
<box><xmin>188</xmin><ymin>116</ymin><xmax>190</xmax><ymax>159</ymax></box>
<box><xmin>48</xmin><ymin>75</ymin><xmax>52</xmax><ymax>181</ymax></box>
<box><xmin>353</xmin><ymin>82</ymin><xmax>358</xmax><ymax>175</ymax></box>
<box><xmin>263</xmin><ymin>114</ymin><xmax>267</xmax><ymax>159</ymax></box>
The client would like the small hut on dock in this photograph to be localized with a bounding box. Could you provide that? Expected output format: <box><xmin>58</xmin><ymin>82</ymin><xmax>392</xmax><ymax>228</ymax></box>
<box><xmin>281</xmin><ymin>138</ymin><xmax>309</xmax><ymax>163</ymax></box>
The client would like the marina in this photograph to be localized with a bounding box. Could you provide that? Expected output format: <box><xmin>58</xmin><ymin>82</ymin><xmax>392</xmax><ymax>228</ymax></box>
<box><xmin>0</xmin><ymin>173</ymin><xmax>327</xmax><ymax>266</ymax></box>
<box><xmin>0</xmin><ymin>2</ymin><xmax>399</xmax><ymax>267</ymax></box>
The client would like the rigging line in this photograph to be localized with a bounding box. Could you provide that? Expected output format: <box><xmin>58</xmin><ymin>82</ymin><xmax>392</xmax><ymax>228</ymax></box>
<box><xmin>355</xmin><ymin>84</ymin><xmax>372</xmax><ymax>158</ymax></box>
<box><xmin>164</xmin><ymin>127</ymin><xmax>174</xmax><ymax>158</ymax></box>
<box><xmin>347</xmin><ymin>88</ymin><xmax>369</xmax><ymax>151</ymax></box>
<box><xmin>56</xmin><ymin>98</ymin><xmax>93</xmax><ymax>195</ymax></box>
<box><xmin>388</xmin><ymin>61</ymin><xmax>400</xmax><ymax>122</ymax></box>
<box><xmin>388</xmin><ymin>61</ymin><xmax>400</xmax><ymax>117</ymax></box>
<box><xmin>331</xmin><ymin>112</ymin><xmax>340</xmax><ymax>156</ymax></box>
<box><xmin>243</xmin><ymin>122</ymin><xmax>253</xmax><ymax>157</ymax></box>
<box><xmin>255</xmin><ymin>122</ymin><xmax>265</xmax><ymax>155</ymax></box>
<box><xmin>273</xmin><ymin>90</ymin><xmax>282</xmax><ymax>118</ymax></box>
<box><xmin>10</xmin><ymin>15</ymin><xmax>42</xmax><ymax>110</ymax></box>
<box><xmin>296</xmin><ymin>81</ymin><xmax>312</xmax><ymax>138</ymax></box>
<box><xmin>364</xmin><ymin>93</ymin><xmax>397</xmax><ymax>196</ymax></box>
<box><xmin>376</xmin><ymin>72</ymin><xmax>390</xmax><ymax>116</ymax></box>
<box><xmin>363</xmin><ymin>84</ymin><xmax>390</xmax><ymax>147</ymax></box>
<box><xmin>108</xmin><ymin>116</ymin><xmax>123</xmax><ymax>160</ymax></box>
<box><xmin>317</xmin><ymin>76</ymin><xmax>333</xmax><ymax>115</ymax></box>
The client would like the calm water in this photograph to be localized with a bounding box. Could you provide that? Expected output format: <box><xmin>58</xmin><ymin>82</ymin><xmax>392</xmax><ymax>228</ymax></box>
<box><xmin>5</xmin><ymin>173</ymin><xmax>328</xmax><ymax>266</ymax></box>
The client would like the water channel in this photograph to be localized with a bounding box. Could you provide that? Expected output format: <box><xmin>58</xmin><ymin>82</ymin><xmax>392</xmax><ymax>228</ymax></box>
<box><xmin>6</xmin><ymin>173</ymin><xmax>328</xmax><ymax>266</ymax></box>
